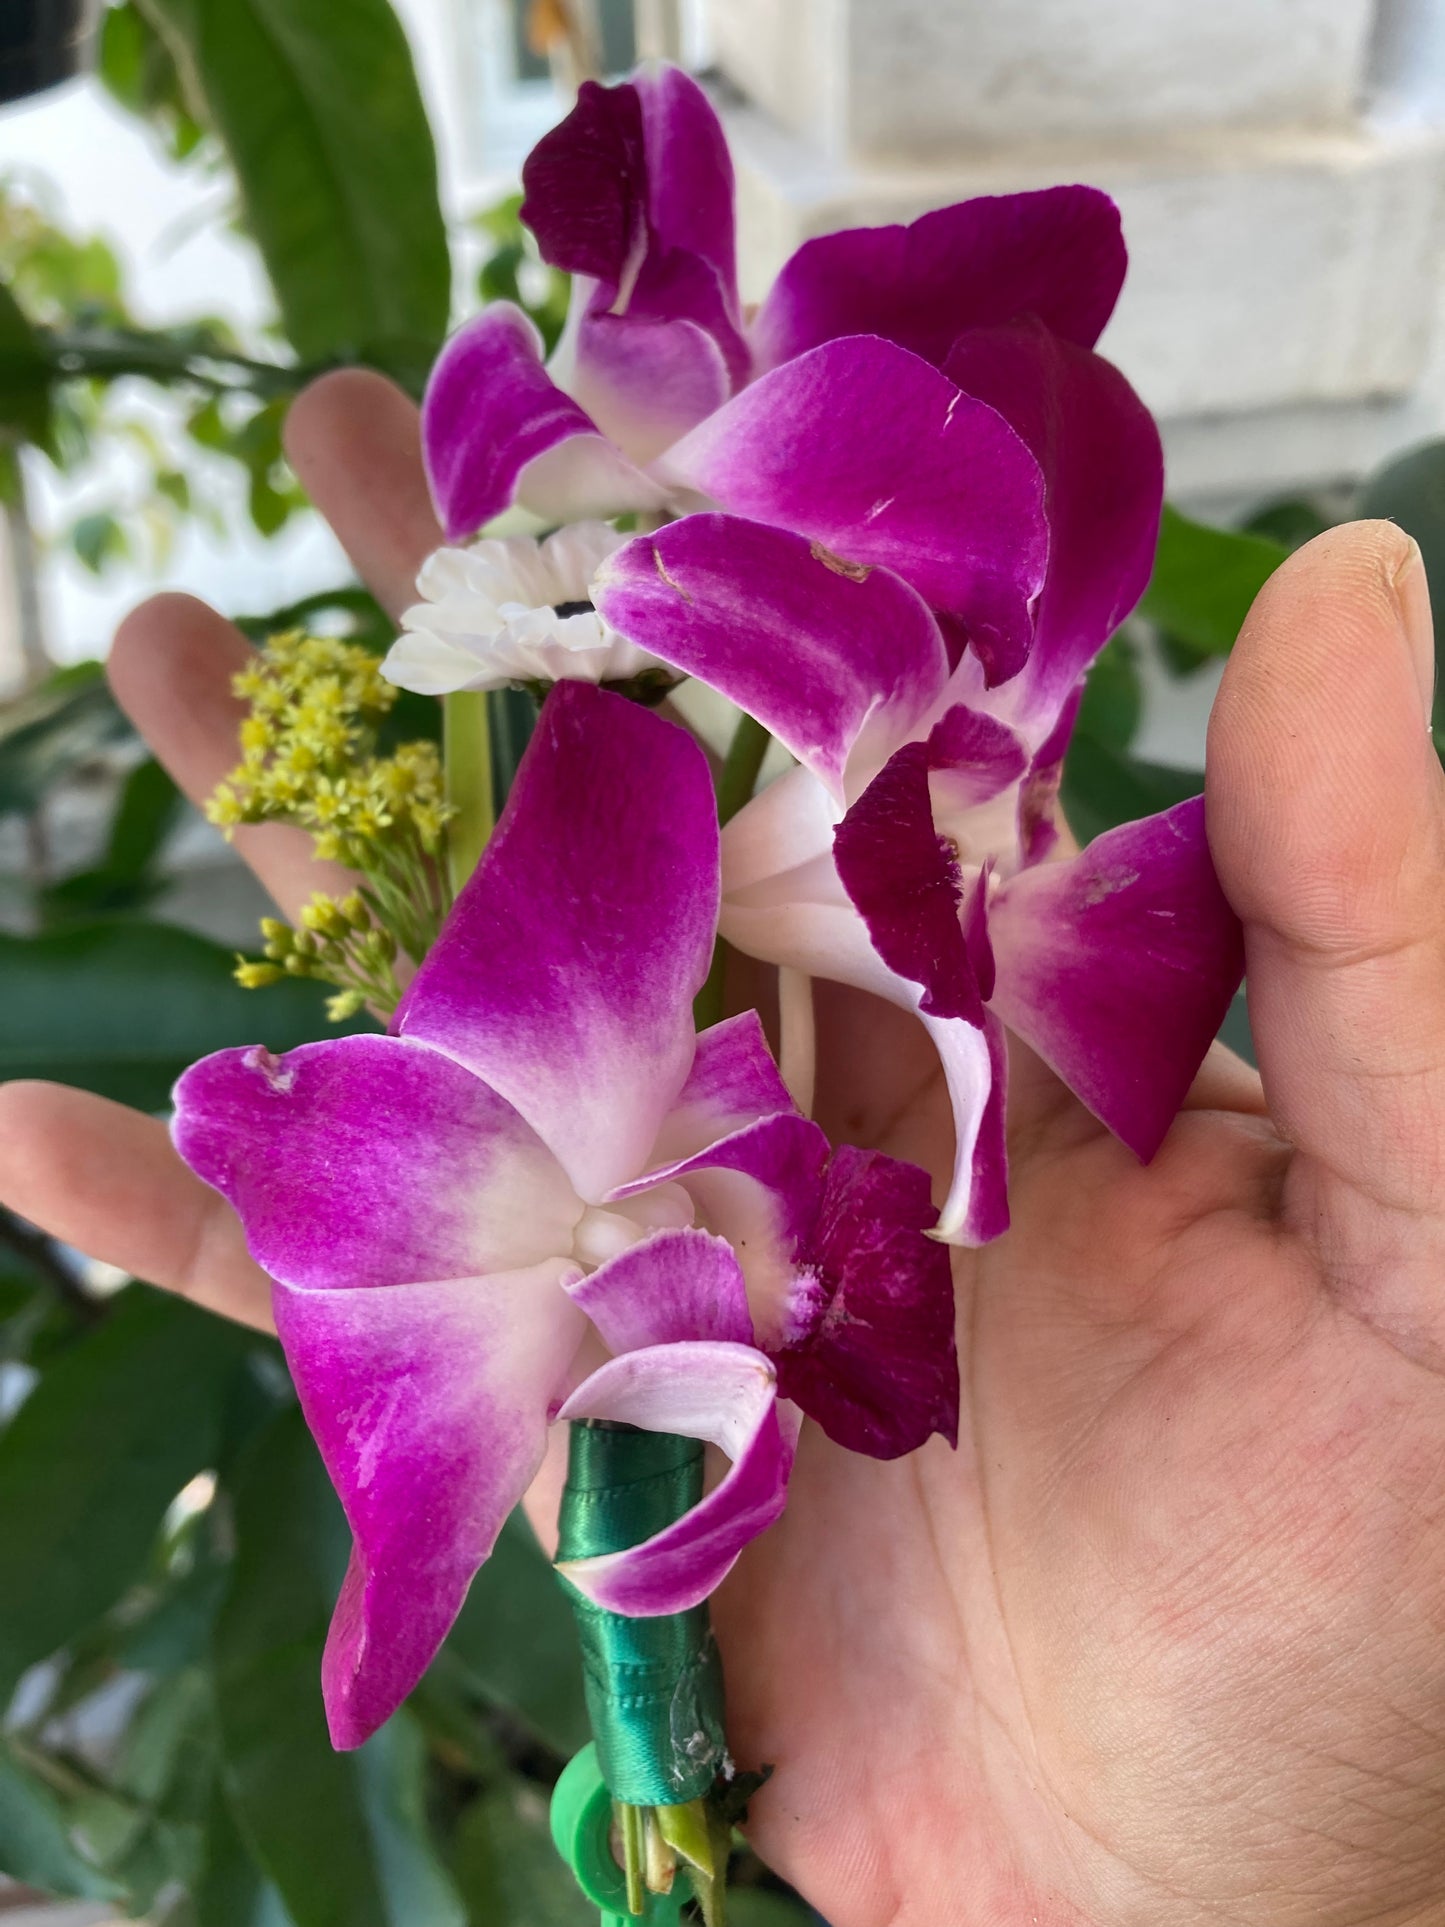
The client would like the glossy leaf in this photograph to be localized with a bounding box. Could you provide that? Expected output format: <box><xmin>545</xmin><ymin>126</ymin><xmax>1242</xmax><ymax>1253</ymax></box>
<box><xmin>0</xmin><ymin>278</ymin><xmax>51</xmax><ymax>445</ymax></box>
<box><xmin>1075</xmin><ymin>631</ymin><xmax>1142</xmax><ymax>752</ymax></box>
<box><xmin>0</xmin><ymin>1739</ymin><xmax>121</xmax><ymax>1899</ymax></box>
<box><xmin>213</xmin><ymin>1406</ymin><xmax>466</xmax><ymax>1927</ymax></box>
<box><xmin>0</xmin><ymin>1286</ymin><xmax>255</xmax><ymax>1703</ymax></box>
<box><xmin>442</xmin><ymin>1511</ymin><xmax>587</xmax><ymax>1758</ymax></box>
<box><xmin>452</xmin><ymin>1781</ymin><xmax>591</xmax><ymax>1927</ymax></box>
<box><xmin>0</xmin><ymin>919</ymin><xmax>371</xmax><ymax>1110</ymax></box>
<box><xmin>138</xmin><ymin>0</ymin><xmax>450</xmax><ymax>385</ymax></box>
<box><xmin>1061</xmin><ymin>734</ymin><xmax>1202</xmax><ymax>845</ymax></box>
<box><xmin>1141</xmin><ymin>504</ymin><xmax>1287</xmax><ymax>669</ymax></box>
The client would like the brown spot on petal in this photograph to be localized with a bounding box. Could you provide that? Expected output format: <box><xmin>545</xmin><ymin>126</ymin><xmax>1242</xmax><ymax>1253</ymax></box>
<box><xmin>652</xmin><ymin>543</ymin><xmax>693</xmax><ymax>603</ymax></box>
<box><xmin>809</xmin><ymin>541</ymin><xmax>872</xmax><ymax>582</ymax></box>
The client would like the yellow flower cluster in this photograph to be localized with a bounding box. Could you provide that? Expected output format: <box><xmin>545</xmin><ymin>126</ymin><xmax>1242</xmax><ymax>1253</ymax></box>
<box><xmin>212</xmin><ymin>632</ymin><xmax>455</xmax><ymax>1017</ymax></box>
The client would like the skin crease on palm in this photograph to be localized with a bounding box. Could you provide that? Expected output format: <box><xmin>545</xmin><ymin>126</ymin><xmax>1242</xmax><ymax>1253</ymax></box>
<box><xmin>2</xmin><ymin>375</ymin><xmax>1445</xmax><ymax>1927</ymax></box>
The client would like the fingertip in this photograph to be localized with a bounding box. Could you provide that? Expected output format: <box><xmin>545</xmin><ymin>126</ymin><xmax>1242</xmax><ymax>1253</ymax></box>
<box><xmin>285</xmin><ymin>370</ymin><xmax>441</xmax><ymax>616</ymax></box>
<box><xmin>1206</xmin><ymin>517</ymin><xmax>1443</xmax><ymax>951</ymax></box>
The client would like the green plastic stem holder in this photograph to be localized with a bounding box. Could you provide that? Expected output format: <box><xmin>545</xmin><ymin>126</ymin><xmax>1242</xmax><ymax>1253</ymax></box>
<box><xmin>552</xmin><ymin>1419</ymin><xmax>730</xmax><ymax>1922</ymax></box>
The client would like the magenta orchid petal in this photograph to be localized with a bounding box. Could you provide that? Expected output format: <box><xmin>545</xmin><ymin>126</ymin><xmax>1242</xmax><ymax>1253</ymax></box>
<box><xmin>564</xmin><ymin>1227</ymin><xmax>754</xmax><ymax>1352</ymax></box>
<box><xmin>661</xmin><ymin>338</ymin><xmax>1048</xmax><ymax>681</ymax></box>
<box><xmin>924</xmin><ymin>1009</ymin><xmax>1011</xmax><ymax>1246</ymax></box>
<box><xmin>556</xmin><ymin>1342</ymin><xmax>797</xmax><ymax>1615</ymax></box>
<box><xmin>420</xmin><ymin>305</ymin><xmax>666</xmax><ymax>540</ymax></box>
<box><xmin>775</xmin><ymin>1146</ymin><xmax>958</xmax><ymax>1458</ymax></box>
<box><xmin>650</xmin><ymin>1011</ymin><xmax>795</xmax><ymax>1165</ymax></box>
<box><xmin>752</xmin><ymin>186</ymin><xmax>1127</xmax><ymax>372</ymax></box>
<box><xmin>521</xmin><ymin>67</ymin><xmax>738</xmax><ymax>327</ymax></box>
<box><xmin>988</xmin><ymin>797</ymin><xmax>1245</xmax><ymax>1160</ymax></box>
<box><xmin>275</xmin><ymin>1262</ymin><xmax>586</xmax><ymax>1748</ymax></box>
<box><xmin>612</xmin><ymin>1112</ymin><xmax>830</xmax><ymax>1347</ymax></box>
<box><xmin>833</xmin><ymin>741</ymin><xmax>983</xmax><ymax>1025</ymax></box>
<box><xmin>521</xmin><ymin>69</ymin><xmax>746</xmax><ymax>456</ymax></box>
<box><xmin>395</xmin><ymin>683</ymin><xmax>718</xmax><ymax>1202</ymax></box>
<box><xmin>594</xmin><ymin>514</ymin><xmax>951</xmax><ymax>800</ymax></box>
<box><xmin>923</xmin><ymin>704</ymin><xmax>1029</xmax><ymax>816</ymax></box>
<box><xmin>171</xmin><ymin>1035</ymin><xmax>579</xmax><ymax>1288</ymax></box>
<box><xmin>943</xmin><ymin>318</ymin><xmax>1164</xmax><ymax>736</ymax></box>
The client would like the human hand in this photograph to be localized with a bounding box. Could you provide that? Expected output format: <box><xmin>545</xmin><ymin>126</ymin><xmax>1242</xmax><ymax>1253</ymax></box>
<box><xmin>2</xmin><ymin>373</ymin><xmax>1441</xmax><ymax>1927</ymax></box>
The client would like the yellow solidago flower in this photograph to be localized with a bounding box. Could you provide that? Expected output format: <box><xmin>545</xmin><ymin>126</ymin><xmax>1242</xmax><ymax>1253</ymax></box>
<box><xmin>216</xmin><ymin>629</ymin><xmax>455</xmax><ymax>1019</ymax></box>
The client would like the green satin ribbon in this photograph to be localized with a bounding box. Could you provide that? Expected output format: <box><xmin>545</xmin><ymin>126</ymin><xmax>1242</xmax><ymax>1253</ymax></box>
<box><xmin>556</xmin><ymin>1421</ymin><xmax>726</xmax><ymax>1807</ymax></box>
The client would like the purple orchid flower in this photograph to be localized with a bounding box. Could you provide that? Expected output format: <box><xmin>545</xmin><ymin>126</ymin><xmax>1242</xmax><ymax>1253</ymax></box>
<box><xmin>415</xmin><ymin>61</ymin><xmax>1148</xmax><ymax>685</ymax></box>
<box><xmin>170</xmin><ymin>682</ymin><xmax>955</xmax><ymax>1748</ymax></box>
<box><xmin>590</xmin><ymin>318</ymin><xmax>1245</xmax><ymax>1244</ymax></box>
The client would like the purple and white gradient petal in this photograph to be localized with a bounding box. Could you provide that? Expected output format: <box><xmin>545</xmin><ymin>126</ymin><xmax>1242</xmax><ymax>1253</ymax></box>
<box><xmin>659</xmin><ymin>339</ymin><xmax>1048</xmax><ymax>685</ymax></box>
<box><xmin>420</xmin><ymin>305</ymin><xmax>668</xmax><ymax>542</ymax></box>
<box><xmin>171</xmin><ymin>1034</ymin><xmax>581</xmax><ymax>1288</ymax></box>
<box><xmin>396</xmin><ymin>681</ymin><xmax>718</xmax><ymax>1202</ymax></box>
<box><xmin>565</xmin><ymin>1227</ymin><xmax>755</xmax><ymax>1353</ymax></box>
<box><xmin>988</xmin><ymin>796</ymin><xmax>1244</xmax><ymax>1160</ymax></box>
<box><xmin>557</xmin><ymin>1342</ymin><xmax>799</xmax><ymax>1615</ymax></box>
<box><xmin>276</xmin><ymin>1262</ymin><xmax>586</xmax><ymax>1748</ymax></box>
<box><xmin>594</xmin><ymin>515</ymin><xmax>951</xmax><ymax>801</ymax></box>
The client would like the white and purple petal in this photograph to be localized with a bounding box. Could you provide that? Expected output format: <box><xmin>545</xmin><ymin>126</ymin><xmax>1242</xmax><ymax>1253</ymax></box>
<box><xmin>420</xmin><ymin>305</ymin><xmax>666</xmax><ymax>541</ymax></box>
<box><xmin>832</xmin><ymin>741</ymin><xmax>984</xmax><ymax>1025</ymax></box>
<box><xmin>171</xmin><ymin>1035</ymin><xmax>580</xmax><ymax>1288</ymax></box>
<box><xmin>396</xmin><ymin>682</ymin><xmax>718</xmax><ymax>1203</ymax></box>
<box><xmin>557</xmin><ymin>1341</ymin><xmax>798</xmax><ymax>1614</ymax></box>
<box><xmin>612</xmin><ymin>1111</ymin><xmax>829</xmax><ymax>1346</ymax></box>
<box><xmin>751</xmin><ymin>186</ymin><xmax>1127</xmax><ymax>371</ymax></box>
<box><xmin>774</xmin><ymin>1146</ymin><xmax>958</xmax><ymax>1458</ymax></box>
<box><xmin>275</xmin><ymin>1261</ymin><xmax>586</xmax><ymax>1748</ymax></box>
<box><xmin>565</xmin><ymin>1227</ymin><xmax>754</xmax><ymax>1352</ymax></box>
<box><xmin>649</xmin><ymin>1010</ymin><xmax>795</xmax><ymax>1167</ymax></box>
<box><xmin>925</xmin><ymin>1007</ymin><xmax>1010</xmax><ymax>1246</ymax></box>
<box><xmin>594</xmin><ymin>514</ymin><xmax>951</xmax><ymax>800</ymax></box>
<box><xmin>661</xmin><ymin>339</ymin><xmax>1048</xmax><ymax>684</ymax></box>
<box><xmin>988</xmin><ymin>796</ymin><xmax>1245</xmax><ymax>1160</ymax></box>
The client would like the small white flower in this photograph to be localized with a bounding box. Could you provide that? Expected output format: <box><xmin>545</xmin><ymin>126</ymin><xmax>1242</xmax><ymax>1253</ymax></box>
<box><xmin>381</xmin><ymin>521</ymin><xmax>671</xmax><ymax>695</ymax></box>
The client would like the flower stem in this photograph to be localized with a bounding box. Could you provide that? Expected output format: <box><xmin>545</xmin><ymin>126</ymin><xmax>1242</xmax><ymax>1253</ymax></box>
<box><xmin>715</xmin><ymin>711</ymin><xmax>770</xmax><ymax>827</ymax></box>
<box><xmin>443</xmin><ymin>690</ymin><xmax>494</xmax><ymax>896</ymax></box>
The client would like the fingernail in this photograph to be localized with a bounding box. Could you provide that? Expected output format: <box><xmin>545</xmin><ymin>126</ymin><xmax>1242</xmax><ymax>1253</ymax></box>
<box><xmin>1392</xmin><ymin>538</ymin><xmax>1436</xmax><ymax>724</ymax></box>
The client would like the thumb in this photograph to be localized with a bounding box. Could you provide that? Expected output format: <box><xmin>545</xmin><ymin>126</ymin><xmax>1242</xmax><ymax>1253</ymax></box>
<box><xmin>1207</xmin><ymin>520</ymin><xmax>1445</xmax><ymax>1280</ymax></box>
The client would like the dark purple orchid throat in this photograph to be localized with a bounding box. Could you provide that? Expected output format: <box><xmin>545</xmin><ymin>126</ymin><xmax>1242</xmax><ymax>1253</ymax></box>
<box><xmin>172</xmin><ymin>59</ymin><xmax>1244</xmax><ymax>1833</ymax></box>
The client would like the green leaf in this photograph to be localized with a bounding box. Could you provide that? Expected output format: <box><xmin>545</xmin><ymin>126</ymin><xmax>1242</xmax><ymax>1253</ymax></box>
<box><xmin>1061</xmin><ymin>735</ymin><xmax>1202</xmax><ymax>846</ymax></box>
<box><xmin>443</xmin><ymin>1511</ymin><xmax>587</xmax><ymax>1757</ymax></box>
<box><xmin>0</xmin><ymin>1286</ymin><xmax>255</xmax><ymax>1702</ymax></box>
<box><xmin>0</xmin><ymin>669</ymin><xmax>132</xmax><ymax>817</ymax></box>
<box><xmin>193</xmin><ymin>1781</ymin><xmax>296</xmax><ymax>1927</ymax></box>
<box><xmin>0</xmin><ymin>278</ymin><xmax>51</xmax><ymax>445</ymax></box>
<box><xmin>726</xmin><ymin>1893</ymin><xmax>815</xmax><ymax>1927</ymax></box>
<box><xmin>1241</xmin><ymin>496</ymin><xmax>1333</xmax><ymax>553</ymax></box>
<box><xmin>213</xmin><ymin>1407</ymin><xmax>465</xmax><ymax>1927</ymax></box>
<box><xmin>71</xmin><ymin>508</ymin><xmax>129</xmax><ymax>573</ymax></box>
<box><xmin>137</xmin><ymin>0</ymin><xmax>450</xmax><ymax>384</ymax></box>
<box><xmin>0</xmin><ymin>1739</ymin><xmax>121</xmax><ymax>1899</ymax></box>
<box><xmin>1075</xmin><ymin>631</ymin><xmax>1142</xmax><ymax>752</ymax></box>
<box><xmin>1140</xmin><ymin>504</ymin><xmax>1287</xmax><ymax>667</ymax></box>
<box><xmin>1358</xmin><ymin>437</ymin><xmax>1445</xmax><ymax>729</ymax></box>
<box><xmin>0</xmin><ymin>919</ymin><xmax>372</xmax><ymax>1110</ymax></box>
<box><xmin>106</xmin><ymin>755</ymin><xmax>185</xmax><ymax>879</ymax></box>
<box><xmin>453</xmin><ymin>1780</ymin><xmax>591</xmax><ymax>1927</ymax></box>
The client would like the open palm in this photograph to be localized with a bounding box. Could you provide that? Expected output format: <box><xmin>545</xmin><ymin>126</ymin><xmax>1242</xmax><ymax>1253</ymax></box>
<box><xmin>4</xmin><ymin>374</ymin><xmax>1442</xmax><ymax>1927</ymax></box>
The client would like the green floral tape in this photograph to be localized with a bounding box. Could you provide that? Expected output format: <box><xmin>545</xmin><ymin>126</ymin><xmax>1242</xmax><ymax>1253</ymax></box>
<box><xmin>556</xmin><ymin>1421</ymin><xmax>726</xmax><ymax>1807</ymax></box>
